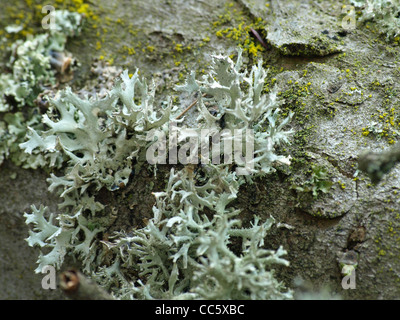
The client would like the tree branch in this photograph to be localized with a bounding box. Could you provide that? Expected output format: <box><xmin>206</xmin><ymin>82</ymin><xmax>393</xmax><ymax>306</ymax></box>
<box><xmin>358</xmin><ymin>142</ymin><xmax>400</xmax><ymax>184</ymax></box>
<box><xmin>59</xmin><ymin>268</ymin><xmax>114</xmax><ymax>300</ymax></box>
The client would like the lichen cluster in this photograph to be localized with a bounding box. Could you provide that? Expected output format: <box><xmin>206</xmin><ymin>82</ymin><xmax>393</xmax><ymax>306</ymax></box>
<box><xmin>23</xmin><ymin>47</ymin><xmax>294</xmax><ymax>299</ymax></box>
<box><xmin>351</xmin><ymin>0</ymin><xmax>400</xmax><ymax>41</ymax></box>
<box><xmin>22</xmin><ymin>68</ymin><xmax>174</xmax><ymax>273</ymax></box>
<box><xmin>0</xmin><ymin>10</ymin><xmax>81</xmax><ymax>168</ymax></box>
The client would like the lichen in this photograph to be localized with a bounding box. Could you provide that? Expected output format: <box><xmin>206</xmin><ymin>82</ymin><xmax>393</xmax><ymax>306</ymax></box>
<box><xmin>23</xmin><ymin>49</ymin><xmax>294</xmax><ymax>299</ymax></box>
<box><xmin>0</xmin><ymin>10</ymin><xmax>82</xmax><ymax>168</ymax></box>
<box><xmin>292</xmin><ymin>165</ymin><xmax>333</xmax><ymax>198</ymax></box>
<box><xmin>351</xmin><ymin>0</ymin><xmax>400</xmax><ymax>41</ymax></box>
<box><xmin>211</xmin><ymin>2</ymin><xmax>268</xmax><ymax>59</ymax></box>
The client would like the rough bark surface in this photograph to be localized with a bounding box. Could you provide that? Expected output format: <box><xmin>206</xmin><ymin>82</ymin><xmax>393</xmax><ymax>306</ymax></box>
<box><xmin>1</xmin><ymin>0</ymin><xmax>400</xmax><ymax>299</ymax></box>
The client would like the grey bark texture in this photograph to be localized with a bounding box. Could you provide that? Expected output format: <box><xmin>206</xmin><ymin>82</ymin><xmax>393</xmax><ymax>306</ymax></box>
<box><xmin>1</xmin><ymin>0</ymin><xmax>400</xmax><ymax>299</ymax></box>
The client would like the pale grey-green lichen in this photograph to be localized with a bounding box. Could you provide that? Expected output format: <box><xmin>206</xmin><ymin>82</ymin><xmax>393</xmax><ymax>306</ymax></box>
<box><xmin>22</xmin><ymin>69</ymin><xmax>174</xmax><ymax>273</ymax></box>
<box><xmin>23</xmin><ymin>49</ymin><xmax>294</xmax><ymax>299</ymax></box>
<box><xmin>351</xmin><ymin>0</ymin><xmax>400</xmax><ymax>41</ymax></box>
<box><xmin>176</xmin><ymin>49</ymin><xmax>293</xmax><ymax>177</ymax></box>
<box><xmin>21</xmin><ymin>69</ymin><xmax>174</xmax><ymax>192</ymax></box>
<box><xmin>0</xmin><ymin>10</ymin><xmax>81</xmax><ymax>168</ymax></box>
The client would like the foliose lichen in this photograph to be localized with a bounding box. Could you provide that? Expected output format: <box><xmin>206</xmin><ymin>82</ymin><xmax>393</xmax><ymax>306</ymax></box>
<box><xmin>0</xmin><ymin>10</ymin><xmax>81</xmax><ymax>168</ymax></box>
<box><xmin>351</xmin><ymin>0</ymin><xmax>400</xmax><ymax>41</ymax></box>
<box><xmin>23</xmin><ymin>48</ymin><xmax>294</xmax><ymax>299</ymax></box>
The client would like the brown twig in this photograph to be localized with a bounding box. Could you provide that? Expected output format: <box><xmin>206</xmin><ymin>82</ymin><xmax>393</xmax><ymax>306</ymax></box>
<box><xmin>249</xmin><ymin>28</ymin><xmax>268</xmax><ymax>50</ymax></box>
<box><xmin>59</xmin><ymin>268</ymin><xmax>114</xmax><ymax>300</ymax></box>
<box><xmin>176</xmin><ymin>93</ymin><xmax>207</xmax><ymax>120</ymax></box>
